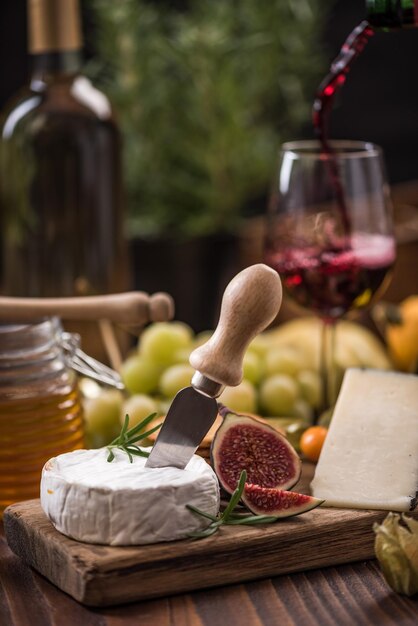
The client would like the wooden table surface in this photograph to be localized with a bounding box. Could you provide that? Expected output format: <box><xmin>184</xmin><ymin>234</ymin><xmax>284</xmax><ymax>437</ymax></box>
<box><xmin>1</xmin><ymin>522</ymin><xmax>417</xmax><ymax>626</ymax></box>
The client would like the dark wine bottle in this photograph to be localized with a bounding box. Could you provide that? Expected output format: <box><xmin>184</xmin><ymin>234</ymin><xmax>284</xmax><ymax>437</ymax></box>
<box><xmin>366</xmin><ymin>0</ymin><xmax>418</xmax><ymax>29</ymax></box>
<box><xmin>0</xmin><ymin>0</ymin><xmax>129</xmax><ymax>300</ymax></box>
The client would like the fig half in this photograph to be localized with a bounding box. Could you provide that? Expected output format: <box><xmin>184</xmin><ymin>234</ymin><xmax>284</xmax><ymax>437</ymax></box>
<box><xmin>211</xmin><ymin>411</ymin><xmax>301</xmax><ymax>495</ymax></box>
<box><xmin>242</xmin><ymin>484</ymin><xmax>323</xmax><ymax>518</ymax></box>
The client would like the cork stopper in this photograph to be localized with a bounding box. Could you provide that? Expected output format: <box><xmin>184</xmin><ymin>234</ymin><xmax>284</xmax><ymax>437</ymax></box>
<box><xmin>28</xmin><ymin>0</ymin><xmax>82</xmax><ymax>54</ymax></box>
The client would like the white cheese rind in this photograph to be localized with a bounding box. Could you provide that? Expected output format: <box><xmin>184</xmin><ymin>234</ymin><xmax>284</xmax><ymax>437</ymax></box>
<box><xmin>40</xmin><ymin>447</ymin><xmax>220</xmax><ymax>545</ymax></box>
<box><xmin>311</xmin><ymin>369</ymin><xmax>418</xmax><ymax>512</ymax></box>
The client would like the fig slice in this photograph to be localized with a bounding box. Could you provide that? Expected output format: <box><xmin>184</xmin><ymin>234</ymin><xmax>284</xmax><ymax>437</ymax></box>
<box><xmin>242</xmin><ymin>483</ymin><xmax>323</xmax><ymax>517</ymax></box>
<box><xmin>211</xmin><ymin>410</ymin><xmax>301</xmax><ymax>495</ymax></box>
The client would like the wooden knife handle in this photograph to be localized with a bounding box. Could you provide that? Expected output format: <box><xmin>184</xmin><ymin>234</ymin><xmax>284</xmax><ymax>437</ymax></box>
<box><xmin>189</xmin><ymin>264</ymin><xmax>282</xmax><ymax>387</ymax></box>
<box><xmin>0</xmin><ymin>292</ymin><xmax>175</xmax><ymax>326</ymax></box>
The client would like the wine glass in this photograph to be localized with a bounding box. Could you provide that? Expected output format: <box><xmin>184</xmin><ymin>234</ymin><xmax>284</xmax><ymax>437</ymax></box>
<box><xmin>264</xmin><ymin>140</ymin><xmax>396</xmax><ymax>413</ymax></box>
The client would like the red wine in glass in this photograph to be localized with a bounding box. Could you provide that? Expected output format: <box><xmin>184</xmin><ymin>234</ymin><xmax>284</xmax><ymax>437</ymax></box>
<box><xmin>265</xmin><ymin>139</ymin><xmax>396</xmax><ymax>411</ymax></box>
<box><xmin>266</xmin><ymin>233</ymin><xmax>395</xmax><ymax>321</ymax></box>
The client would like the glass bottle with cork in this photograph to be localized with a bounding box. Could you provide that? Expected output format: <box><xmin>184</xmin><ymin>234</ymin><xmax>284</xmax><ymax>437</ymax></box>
<box><xmin>0</xmin><ymin>0</ymin><xmax>130</xmax><ymax>359</ymax></box>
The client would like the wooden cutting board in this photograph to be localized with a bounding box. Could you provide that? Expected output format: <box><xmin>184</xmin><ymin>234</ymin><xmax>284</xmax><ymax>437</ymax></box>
<box><xmin>4</xmin><ymin>463</ymin><xmax>414</xmax><ymax>607</ymax></box>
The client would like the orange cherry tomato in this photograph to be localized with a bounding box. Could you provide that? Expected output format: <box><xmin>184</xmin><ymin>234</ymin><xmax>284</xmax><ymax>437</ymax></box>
<box><xmin>300</xmin><ymin>426</ymin><xmax>328</xmax><ymax>462</ymax></box>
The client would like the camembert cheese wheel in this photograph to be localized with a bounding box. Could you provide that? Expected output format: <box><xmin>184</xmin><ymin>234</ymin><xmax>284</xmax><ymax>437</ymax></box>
<box><xmin>41</xmin><ymin>448</ymin><xmax>220</xmax><ymax>545</ymax></box>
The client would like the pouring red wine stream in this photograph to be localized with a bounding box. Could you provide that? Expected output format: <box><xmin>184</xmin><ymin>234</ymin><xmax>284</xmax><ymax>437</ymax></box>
<box><xmin>312</xmin><ymin>21</ymin><xmax>374</xmax><ymax>234</ymax></box>
<box><xmin>313</xmin><ymin>21</ymin><xmax>374</xmax><ymax>151</ymax></box>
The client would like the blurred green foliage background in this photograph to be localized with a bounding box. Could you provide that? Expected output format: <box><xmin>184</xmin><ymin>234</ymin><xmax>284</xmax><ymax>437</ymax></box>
<box><xmin>89</xmin><ymin>0</ymin><xmax>328</xmax><ymax>238</ymax></box>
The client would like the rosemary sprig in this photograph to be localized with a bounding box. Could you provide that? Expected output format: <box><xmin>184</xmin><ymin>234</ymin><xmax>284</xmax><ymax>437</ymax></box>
<box><xmin>106</xmin><ymin>413</ymin><xmax>162</xmax><ymax>463</ymax></box>
<box><xmin>186</xmin><ymin>470</ymin><xmax>279</xmax><ymax>538</ymax></box>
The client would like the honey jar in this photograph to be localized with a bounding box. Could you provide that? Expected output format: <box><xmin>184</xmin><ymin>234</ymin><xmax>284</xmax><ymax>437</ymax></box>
<box><xmin>0</xmin><ymin>318</ymin><xmax>85</xmax><ymax>515</ymax></box>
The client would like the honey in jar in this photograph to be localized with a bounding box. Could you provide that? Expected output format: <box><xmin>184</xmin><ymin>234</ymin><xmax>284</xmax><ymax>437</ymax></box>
<box><xmin>0</xmin><ymin>318</ymin><xmax>84</xmax><ymax>516</ymax></box>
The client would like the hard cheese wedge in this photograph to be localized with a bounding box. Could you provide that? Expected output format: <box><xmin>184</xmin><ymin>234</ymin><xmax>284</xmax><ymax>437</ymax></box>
<box><xmin>311</xmin><ymin>368</ymin><xmax>418</xmax><ymax>512</ymax></box>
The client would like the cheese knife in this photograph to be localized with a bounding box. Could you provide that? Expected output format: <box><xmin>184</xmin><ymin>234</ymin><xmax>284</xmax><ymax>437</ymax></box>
<box><xmin>145</xmin><ymin>263</ymin><xmax>283</xmax><ymax>470</ymax></box>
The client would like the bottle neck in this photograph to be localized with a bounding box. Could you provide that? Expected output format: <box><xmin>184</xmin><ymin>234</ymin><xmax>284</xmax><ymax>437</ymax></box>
<box><xmin>366</xmin><ymin>0</ymin><xmax>418</xmax><ymax>29</ymax></box>
<box><xmin>28</xmin><ymin>0</ymin><xmax>82</xmax><ymax>84</ymax></box>
<box><xmin>30</xmin><ymin>50</ymin><xmax>82</xmax><ymax>80</ymax></box>
<box><xmin>28</xmin><ymin>0</ymin><xmax>83</xmax><ymax>80</ymax></box>
<box><xmin>30</xmin><ymin>50</ymin><xmax>82</xmax><ymax>86</ymax></box>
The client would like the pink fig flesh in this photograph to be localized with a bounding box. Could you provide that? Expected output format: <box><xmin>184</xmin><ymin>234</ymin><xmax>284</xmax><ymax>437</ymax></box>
<box><xmin>211</xmin><ymin>413</ymin><xmax>301</xmax><ymax>494</ymax></box>
<box><xmin>242</xmin><ymin>483</ymin><xmax>323</xmax><ymax>518</ymax></box>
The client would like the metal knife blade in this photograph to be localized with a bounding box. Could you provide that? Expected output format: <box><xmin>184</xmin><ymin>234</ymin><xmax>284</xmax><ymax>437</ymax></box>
<box><xmin>145</xmin><ymin>386</ymin><xmax>218</xmax><ymax>469</ymax></box>
<box><xmin>145</xmin><ymin>264</ymin><xmax>283</xmax><ymax>471</ymax></box>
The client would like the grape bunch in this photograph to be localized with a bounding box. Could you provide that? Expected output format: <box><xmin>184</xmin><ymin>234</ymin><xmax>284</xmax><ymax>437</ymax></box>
<box><xmin>82</xmin><ymin>317</ymin><xmax>391</xmax><ymax>448</ymax></box>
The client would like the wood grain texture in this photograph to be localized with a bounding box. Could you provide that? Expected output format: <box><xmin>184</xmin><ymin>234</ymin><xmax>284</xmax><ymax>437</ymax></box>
<box><xmin>0</xmin><ymin>291</ymin><xmax>174</xmax><ymax>326</ymax></box>
<box><xmin>5</xmin><ymin>468</ymin><xmax>418</xmax><ymax>609</ymax></box>
<box><xmin>1</xmin><ymin>524</ymin><xmax>418</xmax><ymax>626</ymax></box>
<box><xmin>189</xmin><ymin>264</ymin><xmax>282</xmax><ymax>386</ymax></box>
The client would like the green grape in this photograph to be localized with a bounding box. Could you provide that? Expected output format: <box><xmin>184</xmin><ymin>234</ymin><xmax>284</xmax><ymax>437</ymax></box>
<box><xmin>290</xmin><ymin>398</ymin><xmax>314</xmax><ymax>423</ymax></box>
<box><xmin>138</xmin><ymin>322</ymin><xmax>193</xmax><ymax>366</ymax></box>
<box><xmin>242</xmin><ymin>350</ymin><xmax>263</xmax><ymax>386</ymax></box>
<box><xmin>83</xmin><ymin>389</ymin><xmax>124</xmax><ymax>448</ymax></box>
<box><xmin>259</xmin><ymin>374</ymin><xmax>299</xmax><ymax>416</ymax></box>
<box><xmin>317</xmin><ymin>406</ymin><xmax>335</xmax><ymax>428</ymax></box>
<box><xmin>284</xmin><ymin>421</ymin><xmax>309</xmax><ymax>452</ymax></box>
<box><xmin>193</xmin><ymin>330</ymin><xmax>213</xmax><ymax>348</ymax></box>
<box><xmin>247</xmin><ymin>334</ymin><xmax>269</xmax><ymax>358</ymax></box>
<box><xmin>296</xmin><ymin>369</ymin><xmax>322</xmax><ymax>410</ymax></box>
<box><xmin>120</xmin><ymin>355</ymin><xmax>161</xmax><ymax>395</ymax></box>
<box><xmin>160</xmin><ymin>364</ymin><xmax>194</xmax><ymax>397</ymax></box>
<box><xmin>78</xmin><ymin>377</ymin><xmax>102</xmax><ymax>399</ymax></box>
<box><xmin>264</xmin><ymin>346</ymin><xmax>306</xmax><ymax>377</ymax></box>
<box><xmin>121</xmin><ymin>394</ymin><xmax>159</xmax><ymax>427</ymax></box>
<box><xmin>156</xmin><ymin>397</ymin><xmax>172</xmax><ymax>416</ymax></box>
<box><xmin>173</xmin><ymin>347</ymin><xmax>192</xmax><ymax>364</ymax></box>
<box><xmin>219</xmin><ymin>380</ymin><xmax>257</xmax><ymax>414</ymax></box>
